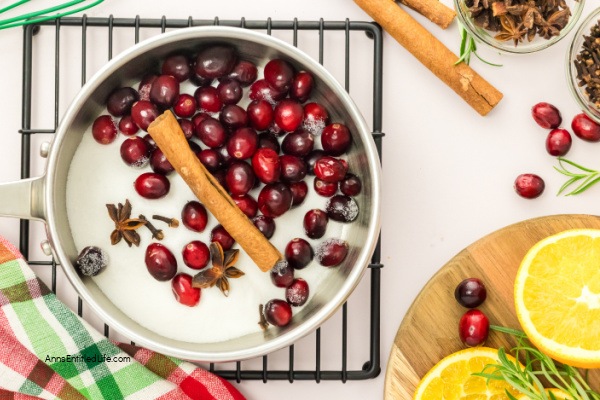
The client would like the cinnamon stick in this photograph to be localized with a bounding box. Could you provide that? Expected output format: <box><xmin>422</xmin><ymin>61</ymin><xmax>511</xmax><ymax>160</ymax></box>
<box><xmin>354</xmin><ymin>0</ymin><xmax>503</xmax><ymax>116</ymax></box>
<box><xmin>398</xmin><ymin>0</ymin><xmax>456</xmax><ymax>29</ymax></box>
<box><xmin>147</xmin><ymin>111</ymin><xmax>282</xmax><ymax>272</ymax></box>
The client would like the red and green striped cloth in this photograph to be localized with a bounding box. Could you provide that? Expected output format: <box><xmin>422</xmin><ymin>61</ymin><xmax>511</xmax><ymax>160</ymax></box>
<box><xmin>0</xmin><ymin>237</ymin><xmax>246</xmax><ymax>400</ymax></box>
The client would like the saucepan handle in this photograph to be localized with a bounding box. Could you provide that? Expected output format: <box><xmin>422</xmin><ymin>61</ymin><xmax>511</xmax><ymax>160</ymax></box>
<box><xmin>0</xmin><ymin>176</ymin><xmax>46</xmax><ymax>221</ymax></box>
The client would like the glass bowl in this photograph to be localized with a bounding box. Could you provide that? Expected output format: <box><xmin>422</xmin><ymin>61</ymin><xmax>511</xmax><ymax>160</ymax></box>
<box><xmin>567</xmin><ymin>6</ymin><xmax>600</xmax><ymax>123</ymax></box>
<box><xmin>455</xmin><ymin>0</ymin><xmax>585</xmax><ymax>54</ymax></box>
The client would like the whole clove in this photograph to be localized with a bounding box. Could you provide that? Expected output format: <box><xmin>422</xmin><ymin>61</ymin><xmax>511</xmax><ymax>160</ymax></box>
<box><xmin>139</xmin><ymin>214</ymin><xmax>164</xmax><ymax>240</ymax></box>
<box><xmin>574</xmin><ymin>21</ymin><xmax>600</xmax><ymax>107</ymax></box>
<box><xmin>152</xmin><ymin>214</ymin><xmax>180</xmax><ymax>228</ymax></box>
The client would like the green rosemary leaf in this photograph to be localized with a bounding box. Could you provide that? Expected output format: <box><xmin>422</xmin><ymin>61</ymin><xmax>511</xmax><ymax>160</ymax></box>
<box><xmin>455</xmin><ymin>24</ymin><xmax>501</xmax><ymax>66</ymax></box>
<box><xmin>507</xmin><ymin>391</ymin><xmax>520</xmax><ymax>400</ymax></box>
<box><xmin>490</xmin><ymin>325</ymin><xmax>527</xmax><ymax>337</ymax></box>
<box><xmin>556</xmin><ymin>175</ymin><xmax>583</xmax><ymax>195</ymax></box>
<box><xmin>567</xmin><ymin>174</ymin><xmax>600</xmax><ymax>195</ymax></box>
<box><xmin>557</xmin><ymin>157</ymin><xmax>598</xmax><ymax>173</ymax></box>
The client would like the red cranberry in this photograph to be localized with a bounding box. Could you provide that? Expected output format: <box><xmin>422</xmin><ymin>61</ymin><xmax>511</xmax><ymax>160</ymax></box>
<box><xmin>150</xmin><ymin>147</ymin><xmax>174</xmax><ymax>175</ymax></box>
<box><xmin>454</xmin><ymin>278</ymin><xmax>487</xmax><ymax>308</ymax></box>
<box><xmin>282</xmin><ymin>129</ymin><xmax>314</xmax><ymax>156</ymax></box>
<box><xmin>182</xmin><ymin>201</ymin><xmax>208</xmax><ymax>232</ymax></box>
<box><xmin>252</xmin><ymin>148</ymin><xmax>281</xmax><ymax>184</ymax></box>
<box><xmin>134</xmin><ymin>172</ymin><xmax>170</xmax><ymax>199</ymax></box>
<box><xmin>92</xmin><ymin>115</ymin><xmax>117</xmax><ymax>144</ymax></box>
<box><xmin>316</xmin><ymin>239</ymin><xmax>348</xmax><ymax>267</ymax></box>
<box><xmin>233</xmin><ymin>194</ymin><xmax>258</xmax><ymax>218</ymax></box>
<box><xmin>196</xmin><ymin>118</ymin><xmax>227</xmax><ymax>148</ymax></box>
<box><xmin>305</xmin><ymin>149</ymin><xmax>326</xmax><ymax>175</ymax></box>
<box><xmin>247</xmin><ymin>100</ymin><xmax>274</xmax><ymax>131</ymax></box>
<box><xmin>514</xmin><ymin>174</ymin><xmax>545</xmax><ymax>199</ymax></box>
<box><xmin>162</xmin><ymin>54</ymin><xmax>192</xmax><ymax>82</ymax></box>
<box><xmin>303</xmin><ymin>209</ymin><xmax>328</xmax><ymax>239</ymax></box>
<box><xmin>571</xmin><ymin>113</ymin><xmax>600</xmax><ymax>142</ymax></box>
<box><xmin>225</xmin><ymin>60</ymin><xmax>258</xmax><ymax>87</ymax></box>
<box><xmin>107</xmin><ymin>87</ymin><xmax>139</xmax><ymax>117</ymax></box>
<box><xmin>131</xmin><ymin>100</ymin><xmax>159</xmax><ymax>131</ymax></box>
<box><xmin>459</xmin><ymin>309</ymin><xmax>489</xmax><ymax>347</ymax></box>
<box><xmin>217</xmin><ymin>79</ymin><xmax>243</xmax><ymax>105</ymax></box>
<box><xmin>280</xmin><ymin>155</ymin><xmax>307</xmax><ymax>182</ymax></box>
<box><xmin>546</xmin><ymin>128</ymin><xmax>572</xmax><ymax>156</ymax></box>
<box><xmin>314</xmin><ymin>178</ymin><xmax>338</xmax><ymax>197</ymax></box>
<box><xmin>253</xmin><ymin>215</ymin><xmax>276</xmax><ymax>239</ymax></box>
<box><xmin>150</xmin><ymin>75</ymin><xmax>179</xmax><ymax>109</ymax></box>
<box><xmin>178</xmin><ymin>118</ymin><xmax>194</xmax><ymax>140</ymax></box>
<box><xmin>145</xmin><ymin>243</ymin><xmax>177</xmax><ymax>281</ymax></box>
<box><xmin>120</xmin><ymin>137</ymin><xmax>151</xmax><ymax>167</ymax></box>
<box><xmin>263</xmin><ymin>299</ymin><xmax>292</xmax><ymax>327</ymax></box>
<box><xmin>258</xmin><ymin>132</ymin><xmax>280</xmax><ymax>153</ymax></box>
<box><xmin>192</xmin><ymin>112</ymin><xmax>211</xmax><ymax>128</ymax></box>
<box><xmin>138</xmin><ymin>74</ymin><xmax>157</xmax><ymax>101</ymax></box>
<box><xmin>326</xmin><ymin>195</ymin><xmax>359</xmax><ymax>223</ymax></box>
<box><xmin>258</xmin><ymin>182</ymin><xmax>293</xmax><ymax>218</ymax></box>
<box><xmin>211</xmin><ymin>225</ymin><xmax>235</xmax><ymax>250</ymax></box>
<box><xmin>194</xmin><ymin>86</ymin><xmax>222</xmax><ymax>113</ymax></box>
<box><xmin>213</xmin><ymin>168</ymin><xmax>228</xmax><ymax>190</ymax></box>
<box><xmin>270</xmin><ymin>261</ymin><xmax>294</xmax><ymax>288</ymax></box>
<box><xmin>226</xmin><ymin>161</ymin><xmax>255</xmax><ymax>196</ymax></box>
<box><xmin>285</xmin><ymin>238</ymin><xmax>314</xmax><ymax>270</ymax></box>
<box><xmin>274</xmin><ymin>99</ymin><xmax>304</xmax><ymax>132</ymax></box>
<box><xmin>195</xmin><ymin>45</ymin><xmax>237</xmax><ymax>79</ymax></box>
<box><xmin>340</xmin><ymin>174</ymin><xmax>362</xmax><ymax>196</ymax></box>
<box><xmin>190</xmin><ymin>70</ymin><xmax>213</xmax><ymax>87</ymax></box>
<box><xmin>118</xmin><ymin>115</ymin><xmax>139</xmax><ymax>136</ymax></box>
<box><xmin>289</xmin><ymin>181</ymin><xmax>308</xmax><ymax>206</ymax></box>
<box><xmin>182</xmin><ymin>240</ymin><xmax>211</xmax><ymax>270</ymax></box>
<box><xmin>249</xmin><ymin>79</ymin><xmax>286</xmax><ymax>104</ymax></box>
<box><xmin>302</xmin><ymin>102</ymin><xmax>329</xmax><ymax>135</ymax></box>
<box><xmin>173</xmin><ymin>94</ymin><xmax>197</xmax><ymax>118</ymax></box>
<box><xmin>227</xmin><ymin>127</ymin><xmax>258</xmax><ymax>160</ymax></box>
<box><xmin>197</xmin><ymin>148</ymin><xmax>222</xmax><ymax>172</ymax></box>
<box><xmin>314</xmin><ymin>156</ymin><xmax>346</xmax><ymax>182</ymax></box>
<box><xmin>290</xmin><ymin>71</ymin><xmax>314</xmax><ymax>103</ymax></box>
<box><xmin>171</xmin><ymin>273</ymin><xmax>201</xmax><ymax>307</ymax></box>
<box><xmin>264</xmin><ymin>59</ymin><xmax>294</xmax><ymax>92</ymax></box>
<box><xmin>286</xmin><ymin>278</ymin><xmax>309</xmax><ymax>307</ymax></box>
<box><xmin>531</xmin><ymin>102</ymin><xmax>562</xmax><ymax>129</ymax></box>
<box><xmin>143</xmin><ymin>134</ymin><xmax>156</xmax><ymax>149</ymax></box>
<box><xmin>188</xmin><ymin>140</ymin><xmax>201</xmax><ymax>154</ymax></box>
<box><xmin>269</xmin><ymin>121</ymin><xmax>284</xmax><ymax>136</ymax></box>
<box><xmin>217</xmin><ymin>146</ymin><xmax>233</xmax><ymax>166</ymax></box>
<box><xmin>220</xmin><ymin>104</ymin><xmax>248</xmax><ymax>131</ymax></box>
<box><xmin>322</xmin><ymin>123</ymin><xmax>352</xmax><ymax>156</ymax></box>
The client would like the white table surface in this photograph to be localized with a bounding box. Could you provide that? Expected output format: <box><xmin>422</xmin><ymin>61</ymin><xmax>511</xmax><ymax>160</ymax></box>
<box><xmin>1</xmin><ymin>0</ymin><xmax>599</xmax><ymax>399</ymax></box>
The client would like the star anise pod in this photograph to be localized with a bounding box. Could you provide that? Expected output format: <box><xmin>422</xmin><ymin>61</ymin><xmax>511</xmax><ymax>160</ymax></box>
<box><xmin>192</xmin><ymin>242</ymin><xmax>245</xmax><ymax>297</ymax></box>
<box><xmin>106</xmin><ymin>199</ymin><xmax>146</xmax><ymax>247</ymax></box>
<box><xmin>494</xmin><ymin>15</ymin><xmax>528</xmax><ymax>45</ymax></box>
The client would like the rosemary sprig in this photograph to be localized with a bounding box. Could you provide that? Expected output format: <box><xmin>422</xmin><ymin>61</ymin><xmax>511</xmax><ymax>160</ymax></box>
<box><xmin>455</xmin><ymin>24</ymin><xmax>503</xmax><ymax>67</ymax></box>
<box><xmin>474</xmin><ymin>325</ymin><xmax>600</xmax><ymax>400</ymax></box>
<box><xmin>0</xmin><ymin>0</ymin><xmax>104</xmax><ymax>30</ymax></box>
<box><xmin>554</xmin><ymin>157</ymin><xmax>600</xmax><ymax>195</ymax></box>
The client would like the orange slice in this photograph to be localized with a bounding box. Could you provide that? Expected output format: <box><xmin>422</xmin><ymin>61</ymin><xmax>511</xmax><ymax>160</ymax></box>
<box><xmin>515</xmin><ymin>229</ymin><xmax>600</xmax><ymax>368</ymax></box>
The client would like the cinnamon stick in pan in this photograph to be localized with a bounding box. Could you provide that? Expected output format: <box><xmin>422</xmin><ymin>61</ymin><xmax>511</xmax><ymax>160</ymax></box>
<box><xmin>398</xmin><ymin>0</ymin><xmax>456</xmax><ymax>29</ymax></box>
<box><xmin>354</xmin><ymin>0</ymin><xmax>502</xmax><ymax>116</ymax></box>
<box><xmin>148</xmin><ymin>111</ymin><xmax>282</xmax><ymax>272</ymax></box>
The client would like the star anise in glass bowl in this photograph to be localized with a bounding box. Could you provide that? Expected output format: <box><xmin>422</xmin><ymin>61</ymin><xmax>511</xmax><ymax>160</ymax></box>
<box><xmin>192</xmin><ymin>242</ymin><xmax>245</xmax><ymax>297</ymax></box>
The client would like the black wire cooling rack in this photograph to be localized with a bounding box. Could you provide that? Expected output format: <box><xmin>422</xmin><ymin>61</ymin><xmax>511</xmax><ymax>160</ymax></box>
<box><xmin>18</xmin><ymin>15</ymin><xmax>384</xmax><ymax>382</ymax></box>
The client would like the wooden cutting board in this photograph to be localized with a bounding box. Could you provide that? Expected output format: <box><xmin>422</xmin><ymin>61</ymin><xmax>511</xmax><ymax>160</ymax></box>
<box><xmin>384</xmin><ymin>214</ymin><xmax>600</xmax><ymax>399</ymax></box>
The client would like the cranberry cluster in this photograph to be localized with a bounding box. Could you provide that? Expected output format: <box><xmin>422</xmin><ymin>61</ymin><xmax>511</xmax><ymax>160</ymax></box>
<box><xmin>455</xmin><ymin>278</ymin><xmax>489</xmax><ymax>347</ymax></box>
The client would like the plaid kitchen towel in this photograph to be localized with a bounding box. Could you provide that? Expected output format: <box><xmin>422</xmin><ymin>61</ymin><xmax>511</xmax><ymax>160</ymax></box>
<box><xmin>0</xmin><ymin>236</ymin><xmax>246</xmax><ymax>400</ymax></box>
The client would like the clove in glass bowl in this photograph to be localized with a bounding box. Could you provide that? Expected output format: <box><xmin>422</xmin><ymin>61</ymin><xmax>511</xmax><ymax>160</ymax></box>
<box><xmin>455</xmin><ymin>0</ymin><xmax>585</xmax><ymax>54</ymax></box>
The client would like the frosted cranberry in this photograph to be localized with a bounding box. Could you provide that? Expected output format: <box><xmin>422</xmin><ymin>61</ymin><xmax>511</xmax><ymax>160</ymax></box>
<box><xmin>182</xmin><ymin>240</ymin><xmax>210</xmax><ymax>270</ymax></box>
<box><xmin>270</xmin><ymin>261</ymin><xmax>294</xmax><ymax>288</ymax></box>
<box><xmin>316</xmin><ymin>239</ymin><xmax>348</xmax><ymax>267</ymax></box>
<box><xmin>455</xmin><ymin>278</ymin><xmax>487</xmax><ymax>308</ymax></box>
<box><xmin>232</xmin><ymin>194</ymin><xmax>258</xmax><ymax>218</ymax></box>
<box><xmin>531</xmin><ymin>102</ymin><xmax>561</xmax><ymax>129</ymax></box>
<box><xmin>131</xmin><ymin>100</ymin><xmax>159</xmax><ymax>131</ymax></box>
<box><xmin>258</xmin><ymin>132</ymin><xmax>280</xmax><ymax>153</ymax></box>
<box><xmin>322</xmin><ymin>123</ymin><xmax>351</xmax><ymax>156</ymax></box>
<box><xmin>572</xmin><ymin>113</ymin><xmax>600</xmax><ymax>142</ymax></box>
<box><xmin>134</xmin><ymin>173</ymin><xmax>170</xmax><ymax>199</ymax></box>
<box><xmin>196</xmin><ymin>118</ymin><xmax>227</xmax><ymax>148</ymax></box>
<box><xmin>211</xmin><ymin>225</ymin><xmax>235</xmax><ymax>250</ymax></box>
<box><xmin>107</xmin><ymin>87</ymin><xmax>139</xmax><ymax>117</ymax></box>
<box><xmin>171</xmin><ymin>273</ymin><xmax>200</xmax><ymax>307</ymax></box>
<box><xmin>290</xmin><ymin>71</ymin><xmax>314</xmax><ymax>103</ymax></box>
<box><xmin>340</xmin><ymin>174</ymin><xmax>362</xmax><ymax>196</ymax></box>
<box><xmin>247</xmin><ymin>100</ymin><xmax>274</xmax><ymax>131</ymax></box>
<box><xmin>326</xmin><ymin>195</ymin><xmax>359</xmax><ymax>223</ymax></box>
<box><xmin>178</xmin><ymin>118</ymin><xmax>194</xmax><ymax>139</ymax></box>
<box><xmin>138</xmin><ymin>74</ymin><xmax>157</xmax><ymax>101</ymax></box>
<box><xmin>92</xmin><ymin>115</ymin><xmax>117</xmax><ymax>144</ymax></box>
<box><xmin>225</xmin><ymin>60</ymin><xmax>258</xmax><ymax>86</ymax></box>
<box><xmin>263</xmin><ymin>299</ymin><xmax>292</xmax><ymax>327</ymax></box>
<box><xmin>182</xmin><ymin>201</ymin><xmax>208</xmax><ymax>232</ymax></box>
<box><xmin>459</xmin><ymin>309</ymin><xmax>489</xmax><ymax>347</ymax></box>
<box><xmin>150</xmin><ymin>75</ymin><xmax>179</xmax><ymax>109</ymax></box>
<box><xmin>192</xmin><ymin>112</ymin><xmax>211</xmax><ymax>128</ymax></box>
<box><xmin>275</xmin><ymin>99</ymin><xmax>304</xmax><ymax>132</ymax></box>
<box><xmin>546</xmin><ymin>128</ymin><xmax>572</xmax><ymax>156</ymax></box>
<box><xmin>149</xmin><ymin>147</ymin><xmax>174</xmax><ymax>175</ymax></box>
<box><xmin>197</xmin><ymin>149</ymin><xmax>222</xmax><ymax>172</ymax></box>
<box><xmin>220</xmin><ymin>105</ymin><xmax>248</xmax><ymax>131</ymax></box>
<box><xmin>290</xmin><ymin>181</ymin><xmax>308</xmax><ymax>206</ymax></box>
<box><xmin>258</xmin><ymin>183</ymin><xmax>293</xmax><ymax>218</ymax></box>
<box><xmin>264</xmin><ymin>59</ymin><xmax>294</xmax><ymax>92</ymax></box>
<box><xmin>162</xmin><ymin>54</ymin><xmax>192</xmax><ymax>82</ymax></box>
<box><xmin>280</xmin><ymin>155</ymin><xmax>307</xmax><ymax>182</ymax></box>
<box><xmin>120</xmin><ymin>137</ymin><xmax>150</xmax><ymax>167</ymax></box>
<box><xmin>252</xmin><ymin>148</ymin><xmax>281</xmax><ymax>183</ymax></box>
<box><xmin>194</xmin><ymin>86</ymin><xmax>222</xmax><ymax>113</ymax></box>
<box><xmin>286</xmin><ymin>278</ymin><xmax>309</xmax><ymax>306</ymax></box>
<box><xmin>145</xmin><ymin>243</ymin><xmax>177</xmax><ymax>281</ymax></box>
<box><xmin>514</xmin><ymin>174</ymin><xmax>544</xmax><ymax>199</ymax></box>
<box><xmin>304</xmin><ymin>209</ymin><xmax>328</xmax><ymax>239</ymax></box>
<box><xmin>282</xmin><ymin>129</ymin><xmax>314</xmax><ymax>157</ymax></box>
<box><xmin>253</xmin><ymin>215</ymin><xmax>276</xmax><ymax>239</ymax></box>
<box><xmin>195</xmin><ymin>45</ymin><xmax>237</xmax><ymax>78</ymax></box>
<box><xmin>305</xmin><ymin>149</ymin><xmax>326</xmax><ymax>175</ymax></box>
<box><xmin>173</xmin><ymin>94</ymin><xmax>197</xmax><ymax>118</ymax></box>
<box><xmin>302</xmin><ymin>103</ymin><xmax>329</xmax><ymax>135</ymax></box>
<box><xmin>249</xmin><ymin>79</ymin><xmax>285</xmax><ymax>103</ymax></box>
<box><xmin>285</xmin><ymin>238</ymin><xmax>314</xmax><ymax>270</ymax></box>
<box><xmin>217</xmin><ymin>79</ymin><xmax>243</xmax><ymax>105</ymax></box>
<box><xmin>314</xmin><ymin>156</ymin><xmax>346</xmax><ymax>182</ymax></box>
<box><xmin>314</xmin><ymin>178</ymin><xmax>338</xmax><ymax>197</ymax></box>
<box><xmin>227</xmin><ymin>127</ymin><xmax>258</xmax><ymax>160</ymax></box>
<box><xmin>226</xmin><ymin>161</ymin><xmax>255</xmax><ymax>196</ymax></box>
